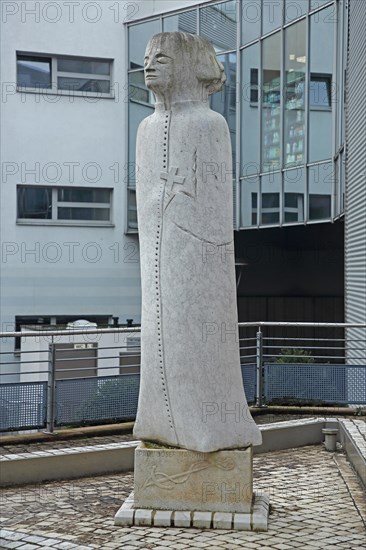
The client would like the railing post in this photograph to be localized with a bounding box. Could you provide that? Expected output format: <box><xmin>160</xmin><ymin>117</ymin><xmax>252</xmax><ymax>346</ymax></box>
<box><xmin>46</xmin><ymin>337</ymin><xmax>56</xmax><ymax>433</ymax></box>
<box><xmin>256</xmin><ymin>328</ymin><xmax>263</xmax><ymax>407</ymax></box>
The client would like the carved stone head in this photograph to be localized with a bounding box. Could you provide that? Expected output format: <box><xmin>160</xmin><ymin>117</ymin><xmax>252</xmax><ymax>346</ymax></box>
<box><xmin>144</xmin><ymin>32</ymin><xmax>226</xmax><ymax>104</ymax></box>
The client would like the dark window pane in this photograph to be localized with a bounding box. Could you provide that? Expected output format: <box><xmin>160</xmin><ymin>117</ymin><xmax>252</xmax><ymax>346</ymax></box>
<box><xmin>262</xmin><ymin>212</ymin><xmax>280</xmax><ymax>224</ymax></box>
<box><xmin>57</xmin><ymin>77</ymin><xmax>110</xmax><ymax>93</ymax></box>
<box><xmin>57</xmin><ymin>188</ymin><xmax>110</xmax><ymax>203</ymax></box>
<box><xmin>17</xmin><ymin>56</ymin><xmax>51</xmax><ymax>88</ymax></box>
<box><xmin>285</xmin><ymin>192</ymin><xmax>300</xmax><ymax>208</ymax></box>
<box><xmin>17</xmin><ymin>187</ymin><xmax>52</xmax><ymax>219</ymax></box>
<box><xmin>262</xmin><ymin>193</ymin><xmax>279</xmax><ymax>208</ymax></box>
<box><xmin>251</xmin><ymin>193</ymin><xmax>258</xmax><ymax>208</ymax></box>
<box><xmin>58</xmin><ymin>58</ymin><xmax>110</xmax><ymax>75</ymax></box>
<box><xmin>284</xmin><ymin>212</ymin><xmax>299</xmax><ymax>223</ymax></box>
<box><xmin>58</xmin><ymin>207</ymin><xmax>110</xmax><ymax>221</ymax></box>
<box><xmin>309</xmin><ymin>195</ymin><xmax>331</xmax><ymax>220</ymax></box>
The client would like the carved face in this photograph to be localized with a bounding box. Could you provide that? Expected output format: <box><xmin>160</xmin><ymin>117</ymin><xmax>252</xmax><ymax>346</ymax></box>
<box><xmin>144</xmin><ymin>33</ymin><xmax>225</xmax><ymax>102</ymax></box>
<box><xmin>144</xmin><ymin>42</ymin><xmax>175</xmax><ymax>94</ymax></box>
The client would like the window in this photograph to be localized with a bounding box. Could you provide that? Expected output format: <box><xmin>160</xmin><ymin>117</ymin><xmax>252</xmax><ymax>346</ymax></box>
<box><xmin>261</xmin><ymin>193</ymin><xmax>280</xmax><ymax>225</ymax></box>
<box><xmin>17</xmin><ymin>55</ymin><xmax>52</xmax><ymax>89</ymax></box>
<box><xmin>310</xmin><ymin>74</ymin><xmax>332</xmax><ymax>109</ymax></box>
<box><xmin>309</xmin><ymin>194</ymin><xmax>331</xmax><ymax>220</ymax></box>
<box><xmin>284</xmin><ymin>193</ymin><xmax>304</xmax><ymax>223</ymax></box>
<box><xmin>129</xmin><ymin>71</ymin><xmax>154</xmax><ymax>105</ymax></box>
<box><xmin>17</xmin><ymin>53</ymin><xmax>113</xmax><ymax>97</ymax></box>
<box><xmin>17</xmin><ymin>186</ymin><xmax>112</xmax><ymax>225</ymax></box>
<box><xmin>251</xmin><ymin>193</ymin><xmax>258</xmax><ymax>225</ymax></box>
<box><xmin>127</xmin><ymin>189</ymin><xmax>138</xmax><ymax>231</ymax></box>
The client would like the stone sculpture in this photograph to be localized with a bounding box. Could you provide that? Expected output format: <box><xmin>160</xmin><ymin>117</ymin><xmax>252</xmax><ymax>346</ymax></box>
<box><xmin>133</xmin><ymin>32</ymin><xmax>262</xmax><ymax>453</ymax></box>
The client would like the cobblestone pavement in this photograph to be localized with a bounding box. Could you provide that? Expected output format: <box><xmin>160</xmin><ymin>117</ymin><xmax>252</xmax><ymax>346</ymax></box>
<box><xmin>0</xmin><ymin>434</ymin><xmax>133</xmax><ymax>458</ymax></box>
<box><xmin>1</xmin><ymin>445</ymin><xmax>365</xmax><ymax>549</ymax></box>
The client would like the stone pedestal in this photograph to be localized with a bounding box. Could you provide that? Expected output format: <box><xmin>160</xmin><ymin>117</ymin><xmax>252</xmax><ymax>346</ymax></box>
<box><xmin>114</xmin><ymin>443</ymin><xmax>269</xmax><ymax>531</ymax></box>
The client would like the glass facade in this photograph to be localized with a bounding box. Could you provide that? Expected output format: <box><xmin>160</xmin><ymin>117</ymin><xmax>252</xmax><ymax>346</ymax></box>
<box><xmin>127</xmin><ymin>0</ymin><xmax>345</xmax><ymax>232</ymax></box>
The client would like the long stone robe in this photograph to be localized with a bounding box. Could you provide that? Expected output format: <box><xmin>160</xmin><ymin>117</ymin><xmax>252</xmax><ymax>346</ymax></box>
<box><xmin>133</xmin><ymin>100</ymin><xmax>262</xmax><ymax>453</ymax></box>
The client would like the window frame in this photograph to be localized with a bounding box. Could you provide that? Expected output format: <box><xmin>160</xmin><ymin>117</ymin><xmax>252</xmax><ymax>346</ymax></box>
<box><xmin>309</xmin><ymin>73</ymin><xmax>333</xmax><ymax>111</ymax></box>
<box><xmin>17</xmin><ymin>185</ymin><xmax>114</xmax><ymax>226</ymax></box>
<box><xmin>16</xmin><ymin>52</ymin><xmax>114</xmax><ymax>99</ymax></box>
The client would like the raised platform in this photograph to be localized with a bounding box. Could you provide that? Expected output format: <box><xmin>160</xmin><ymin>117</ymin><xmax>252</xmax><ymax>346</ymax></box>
<box><xmin>134</xmin><ymin>443</ymin><xmax>253</xmax><ymax>513</ymax></box>
<box><xmin>115</xmin><ymin>491</ymin><xmax>270</xmax><ymax>531</ymax></box>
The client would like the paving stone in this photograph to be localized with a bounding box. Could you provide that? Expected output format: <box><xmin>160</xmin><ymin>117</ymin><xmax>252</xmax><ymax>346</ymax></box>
<box><xmin>0</xmin><ymin>541</ymin><xmax>24</xmax><ymax>549</ymax></box>
<box><xmin>0</xmin><ymin>532</ymin><xmax>25</xmax><ymax>542</ymax></box>
<box><xmin>1</xmin><ymin>440</ymin><xmax>366</xmax><ymax>549</ymax></box>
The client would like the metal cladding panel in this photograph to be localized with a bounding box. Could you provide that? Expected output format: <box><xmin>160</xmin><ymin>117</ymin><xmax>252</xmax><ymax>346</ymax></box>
<box><xmin>345</xmin><ymin>0</ymin><xmax>366</xmax><ymax>364</ymax></box>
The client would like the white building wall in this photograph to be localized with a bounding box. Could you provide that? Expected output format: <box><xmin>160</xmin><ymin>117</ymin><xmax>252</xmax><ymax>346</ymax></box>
<box><xmin>0</xmin><ymin>0</ymin><xmax>143</xmax><ymax>379</ymax></box>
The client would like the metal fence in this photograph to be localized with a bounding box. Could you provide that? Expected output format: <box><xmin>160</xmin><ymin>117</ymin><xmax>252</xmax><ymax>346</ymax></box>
<box><xmin>0</xmin><ymin>323</ymin><xmax>365</xmax><ymax>433</ymax></box>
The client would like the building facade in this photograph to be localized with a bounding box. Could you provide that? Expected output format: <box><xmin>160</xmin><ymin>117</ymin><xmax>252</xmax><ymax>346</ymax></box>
<box><xmin>126</xmin><ymin>0</ymin><xmax>347</xmax><ymax>325</ymax></box>
<box><xmin>0</xmin><ymin>0</ymin><xmax>364</xmax><ymax>378</ymax></box>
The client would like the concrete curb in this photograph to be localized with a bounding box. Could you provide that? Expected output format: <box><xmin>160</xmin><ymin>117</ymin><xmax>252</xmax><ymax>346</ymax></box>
<box><xmin>0</xmin><ymin>442</ymin><xmax>137</xmax><ymax>486</ymax></box>
<box><xmin>338</xmin><ymin>419</ymin><xmax>366</xmax><ymax>488</ymax></box>
<box><xmin>1</xmin><ymin>419</ymin><xmax>364</xmax><ymax>488</ymax></box>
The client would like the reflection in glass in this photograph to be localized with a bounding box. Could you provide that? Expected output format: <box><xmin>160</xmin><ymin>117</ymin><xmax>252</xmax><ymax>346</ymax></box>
<box><xmin>262</xmin><ymin>0</ymin><xmax>283</xmax><ymax>35</ymax></box>
<box><xmin>129</xmin><ymin>20</ymin><xmax>161</xmax><ymax>69</ymax></box>
<box><xmin>310</xmin><ymin>0</ymin><xmax>329</xmax><ymax>9</ymax></box>
<box><xmin>200</xmin><ymin>1</ymin><xmax>237</xmax><ymax>52</ymax></box>
<box><xmin>309</xmin><ymin>7</ymin><xmax>334</xmax><ymax>162</ymax></box>
<box><xmin>211</xmin><ymin>52</ymin><xmax>237</xmax><ymax>175</ymax></box>
<box><xmin>57</xmin><ymin>77</ymin><xmax>110</xmax><ymax>93</ymax></box>
<box><xmin>58</xmin><ymin>59</ymin><xmax>110</xmax><ymax>75</ymax></box>
<box><xmin>163</xmin><ymin>10</ymin><xmax>197</xmax><ymax>33</ymax></box>
<box><xmin>310</xmin><ymin>75</ymin><xmax>332</xmax><ymax>108</ymax></box>
<box><xmin>57</xmin><ymin>189</ymin><xmax>110</xmax><ymax>203</ymax></box>
<box><xmin>284</xmin><ymin>20</ymin><xmax>306</xmax><ymax>167</ymax></box>
<box><xmin>285</xmin><ymin>0</ymin><xmax>308</xmax><ymax>23</ymax></box>
<box><xmin>129</xmin><ymin>71</ymin><xmax>153</xmax><ymax>104</ymax></box>
<box><xmin>128</xmin><ymin>189</ymin><xmax>138</xmax><ymax>230</ymax></box>
<box><xmin>17</xmin><ymin>187</ymin><xmax>52</xmax><ymax>219</ymax></box>
<box><xmin>262</xmin><ymin>32</ymin><xmax>281</xmax><ymax>172</ymax></box>
<box><xmin>128</xmin><ymin>102</ymin><xmax>154</xmax><ymax>183</ymax></box>
<box><xmin>17</xmin><ymin>56</ymin><xmax>52</xmax><ymax>88</ymax></box>
<box><xmin>241</xmin><ymin>44</ymin><xmax>260</xmax><ymax>176</ymax></box>
<box><xmin>241</xmin><ymin>0</ymin><xmax>261</xmax><ymax>45</ymax></box>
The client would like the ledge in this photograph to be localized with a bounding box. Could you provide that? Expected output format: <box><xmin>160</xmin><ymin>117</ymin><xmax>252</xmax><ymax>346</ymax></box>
<box><xmin>1</xmin><ymin>418</ymin><xmax>364</xmax><ymax>489</ymax></box>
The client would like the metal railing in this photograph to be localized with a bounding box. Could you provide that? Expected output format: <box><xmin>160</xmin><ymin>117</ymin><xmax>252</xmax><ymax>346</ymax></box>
<box><xmin>0</xmin><ymin>323</ymin><xmax>365</xmax><ymax>433</ymax></box>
